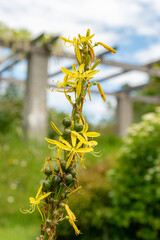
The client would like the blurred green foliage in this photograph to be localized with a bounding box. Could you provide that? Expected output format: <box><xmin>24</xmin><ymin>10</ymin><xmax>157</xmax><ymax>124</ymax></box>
<box><xmin>106</xmin><ymin>108</ymin><xmax>160</xmax><ymax>240</ymax></box>
<box><xmin>0</xmin><ymin>84</ymin><xmax>23</xmax><ymax>134</ymax></box>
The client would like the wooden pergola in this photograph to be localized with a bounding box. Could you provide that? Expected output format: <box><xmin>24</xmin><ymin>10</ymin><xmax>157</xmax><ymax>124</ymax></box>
<box><xmin>0</xmin><ymin>33</ymin><xmax>160</xmax><ymax>139</ymax></box>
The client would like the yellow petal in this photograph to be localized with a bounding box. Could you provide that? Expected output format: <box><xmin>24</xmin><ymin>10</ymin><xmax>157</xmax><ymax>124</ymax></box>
<box><xmin>85</xmin><ymin>123</ymin><xmax>88</xmax><ymax>132</ymax></box>
<box><xmin>63</xmin><ymin>204</ymin><xmax>76</xmax><ymax>221</ymax></box>
<box><xmin>79</xmin><ymin>153</ymin><xmax>86</xmax><ymax>169</ymax></box>
<box><xmin>96</xmin><ymin>82</ymin><xmax>106</xmax><ymax>102</ymax></box>
<box><xmin>80</xmin><ymin>34</ymin><xmax>95</xmax><ymax>43</ymax></box>
<box><xmin>74</xmin><ymin>43</ymin><xmax>81</xmax><ymax>64</ymax></box>
<box><xmin>61</xmin><ymin>67</ymin><xmax>73</xmax><ymax>76</ymax></box>
<box><xmin>37</xmin><ymin>205</ymin><xmax>44</xmax><ymax>221</ymax></box>
<box><xmin>66</xmin><ymin>152</ymin><xmax>74</xmax><ymax>169</ymax></box>
<box><xmin>72</xmin><ymin>131</ymin><xmax>86</xmax><ymax>144</ymax></box>
<box><xmin>97</xmin><ymin>42</ymin><xmax>116</xmax><ymax>54</ymax></box>
<box><xmin>60</xmin><ymin>37</ymin><xmax>73</xmax><ymax>44</ymax></box>
<box><xmin>57</xmin><ymin>148</ymin><xmax>62</xmax><ymax>159</ymax></box>
<box><xmin>56</xmin><ymin>142</ymin><xmax>71</xmax><ymax>151</ymax></box>
<box><xmin>67</xmin><ymin>186</ymin><xmax>82</xmax><ymax>197</ymax></box>
<box><xmin>76</xmin><ymin>140</ymin><xmax>83</xmax><ymax>149</ymax></box>
<box><xmin>72</xmin><ymin>63</ymin><xmax>76</xmax><ymax>72</ymax></box>
<box><xmin>36</xmin><ymin>185</ymin><xmax>43</xmax><ymax>198</ymax></box>
<box><xmin>29</xmin><ymin>197</ymin><xmax>35</xmax><ymax>204</ymax></box>
<box><xmin>71</xmin><ymin>131</ymin><xmax>77</xmax><ymax>148</ymax></box>
<box><xmin>64</xmin><ymin>87</ymin><xmax>73</xmax><ymax>106</ymax></box>
<box><xmin>50</xmin><ymin>121</ymin><xmax>62</xmax><ymax>135</ymax></box>
<box><xmin>78</xmin><ymin>64</ymin><xmax>84</xmax><ymax>74</ymax></box>
<box><xmin>87</xmin><ymin>42</ymin><xmax>95</xmax><ymax>62</ymax></box>
<box><xmin>76</xmin><ymin>80</ymin><xmax>82</xmax><ymax>98</ymax></box>
<box><xmin>37</xmin><ymin>192</ymin><xmax>52</xmax><ymax>202</ymax></box>
<box><xmin>88</xmin><ymin>82</ymin><xmax>91</xmax><ymax>101</ymax></box>
<box><xmin>76</xmin><ymin>147</ymin><xmax>93</xmax><ymax>153</ymax></box>
<box><xmin>59</xmin><ymin>136</ymin><xmax>72</xmax><ymax>148</ymax></box>
<box><xmin>87</xmin><ymin>140</ymin><xmax>98</xmax><ymax>147</ymax></box>
<box><xmin>86</xmin><ymin>132</ymin><xmax>100</xmax><ymax>137</ymax></box>
<box><xmin>68</xmin><ymin>218</ymin><xmax>81</xmax><ymax>235</ymax></box>
<box><xmin>91</xmin><ymin>59</ymin><xmax>101</xmax><ymax>70</ymax></box>
<box><xmin>45</xmin><ymin>137</ymin><xmax>59</xmax><ymax>145</ymax></box>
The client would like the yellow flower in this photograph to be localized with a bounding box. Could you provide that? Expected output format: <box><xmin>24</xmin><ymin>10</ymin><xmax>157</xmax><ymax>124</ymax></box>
<box><xmin>61</xmin><ymin>64</ymin><xmax>99</xmax><ymax>98</ymax></box>
<box><xmin>62</xmin><ymin>204</ymin><xmax>81</xmax><ymax>235</ymax></box>
<box><xmin>60</xmin><ymin>34</ymin><xmax>95</xmax><ymax>64</ymax></box>
<box><xmin>20</xmin><ymin>185</ymin><xmax>51</xmax><ymax>221</ymax></box>
<box><xmin>45</xmin><ymin>132</ymin><xmax>93</xmax><ymax>169</ymax></box>
<box><xmin>80</xmin><ymin>117</ymin><xmax>100</xmax><ymax>141</ymax></box>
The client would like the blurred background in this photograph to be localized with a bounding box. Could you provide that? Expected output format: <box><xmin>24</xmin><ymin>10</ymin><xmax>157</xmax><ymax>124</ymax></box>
<box><xmin>0</xmin><ymin>0</ymin><xmax>160</xmax><ymax>239</ymax></box>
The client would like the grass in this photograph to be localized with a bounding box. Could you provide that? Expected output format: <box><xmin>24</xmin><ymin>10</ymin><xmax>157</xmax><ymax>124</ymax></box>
<box><xmin>0</xmin><ymin>128</ymin><xmax>122</xmax><ymax>239</ymax></box>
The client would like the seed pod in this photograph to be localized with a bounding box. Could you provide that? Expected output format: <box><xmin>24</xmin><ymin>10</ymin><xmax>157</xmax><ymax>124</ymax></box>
<box><xmin>64</xmin><ymin>173</ymin><xmax>73</xmax><ymax>185</ymax></box>
<box><xmin>62</xmin><ymin>117</ymin><xmax>72</xmax><ymax>127</ymax></box>
<box><xmin>63</xmin><ymin>129</ymin><xmax>71</xmax><ymax>139</ymax></box>
<box><xmin>49</xmin><ymin>197</ymin><xmax>55</xmax><ymax>203</ymax></box>
<box><xmin>44</xmin><ymin>165</ymin><xmax>52</xmax><ymax>176</ymax></box>
<box><xmin>54</xmin><ymin>166</ymin><xmax>60</xmax><ymax>173</ymax></box>
<box><xmin>69</xmin><ymin>168</ymin><xmax>76</xmax><ymax>177</ymax></box>
<box><xmin>74</xmin><ymin>123</ymin><xmax>83</xmax><ymax>132</ymax></box>
<box><xmin>52</xmin><ymin>175</ymin><xmax>62</xmax><ymax>186</ymax></box>
<box><xmin>42</xmin><ymin>180</ymin><xmax>52</xmax><ymax>192</ymax></box>
<box><xmin>60</xmin><ymin>161</ymin><xmax>67</xmax><ymax>171</ymax></box>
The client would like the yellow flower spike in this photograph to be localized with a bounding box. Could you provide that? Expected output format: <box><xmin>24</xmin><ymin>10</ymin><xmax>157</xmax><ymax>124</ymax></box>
<box><xmin>96</xmin><ymin>42</ymin><xmax>116</xmax><ymax>54</ymax></box>
<box><xmin>50</xmin><ymin>121</ymin><xmax>62</xmax><ymax>136</ymax></box>
<box><xmin>95</xmin><ymin>82</ymin><xmax>106</xmax><ymax>102</ymax></box>
<box><xmin>21</xmin><ymin>185</ymin><xmax>51</xmax><ymax>221</ymax></box>
<box><xmin>62</xmin><ymin>204</ymin><xmax>81</xmax><ymax>235</ymax></box>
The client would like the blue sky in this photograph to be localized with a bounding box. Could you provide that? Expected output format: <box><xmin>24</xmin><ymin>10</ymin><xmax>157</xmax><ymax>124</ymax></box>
<box><xmin>0</xmin><ymin>0</ymin><xmax>160</xmax><ymax>123</ymax></box>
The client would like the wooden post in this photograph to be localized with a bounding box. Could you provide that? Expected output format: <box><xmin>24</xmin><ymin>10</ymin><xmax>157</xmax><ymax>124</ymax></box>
<box><xmin>23</xmin><ymin>50</ymin><xmax>48</xmax><ymax>140</ymax></box>
<box><xmin>116</xmin><ymin>92</ymin><xmax>133</xmax><ymax>137</ymax></box>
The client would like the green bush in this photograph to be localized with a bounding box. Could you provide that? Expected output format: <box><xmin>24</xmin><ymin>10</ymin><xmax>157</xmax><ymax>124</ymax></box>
<box><xmin>107</xmin><ymin>107</ymin><xmax>160</xmax><ymax>240</ymax></box>
<box><xmin>56</xmin><ymin>108</ymin><xmax>160</xmax><ymax>240</ymax></box>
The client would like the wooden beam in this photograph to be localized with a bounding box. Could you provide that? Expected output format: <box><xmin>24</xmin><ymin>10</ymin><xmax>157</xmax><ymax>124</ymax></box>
<box><xmin>0</xmin><ymin>77</ymin><xmax>25</xmax><ymax>85</ymax></box>
<box><xmin>0</xmin><ymin>53</ymin><xmax>25</xmax><ymax>74</ymax></box>
<box><xmin>0</xmin><ymin>51</ymin><xmax>16</xmax><ymax>65</ymax></box>
<box><xmin>131</xmin><ymin>96</ymin><xmax>160</xmax><ymax>103</ymax></box>
<box><xmin>100</xmin><ymin>59</ymin><xmax>160</xmax><ymax>77</ymax></box>
<box><xmin>52</xmin><ymin>51</ymin><xmax>160</xmax><ymax>77</ymax></box>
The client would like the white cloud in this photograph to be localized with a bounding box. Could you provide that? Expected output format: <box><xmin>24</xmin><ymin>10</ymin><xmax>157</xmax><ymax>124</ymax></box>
<box><xmin>134</xmin><ymin>42</ymin><xmax>160</xmax><ymax>64</ymax></box>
